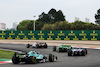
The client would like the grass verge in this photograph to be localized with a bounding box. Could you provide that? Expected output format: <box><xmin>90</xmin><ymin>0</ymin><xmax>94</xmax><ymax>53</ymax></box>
<box><xmin>0</xmin><ymin>50</ymin><xmax>14</xmax><ymax>59</ymax></box>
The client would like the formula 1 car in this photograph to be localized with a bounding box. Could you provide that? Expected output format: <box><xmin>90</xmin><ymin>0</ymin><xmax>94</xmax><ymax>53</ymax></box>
<box><xmin>12</xmin><ymin>51</ymin><xmax>57</xmax><ymax>64</ymax></box>
<box><xmin>68</xmin><ymin>47</ymin><xmax>87</xmax><ymax>56</ymax></box>
<box><xmin>53</xmin><ymin>44</ymin><xmax>72</xmax><ymax>52</ymax></box>
<box><xmin>26</xmin><ymin>42</ymin><xmax>48</xmax><ymax>48</ymax></box>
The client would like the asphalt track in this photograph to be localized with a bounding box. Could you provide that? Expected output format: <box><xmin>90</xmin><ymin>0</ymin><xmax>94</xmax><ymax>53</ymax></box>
<box><xmin>0</xmin><ymin>43</ymin><xmax>100</xmax><ymax>67</ymax></box>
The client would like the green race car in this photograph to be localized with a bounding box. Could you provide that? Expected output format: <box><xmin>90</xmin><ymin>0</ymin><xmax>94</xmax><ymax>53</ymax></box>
<box><xmin>53</xmin><ymin>44</ymin><xmax>72</xmax><ymax>52</ymax></box>
<box><xmin>12</xmin><ymin>51</ymin><xmax>57</xmax><ymax>64</ymax></box>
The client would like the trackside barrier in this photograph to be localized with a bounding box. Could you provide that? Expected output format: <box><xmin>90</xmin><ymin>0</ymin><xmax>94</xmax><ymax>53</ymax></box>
<box><xmin>0</xmin><ymin>30</ymin><xmax>100</xmax><ymax>40</ymax></box>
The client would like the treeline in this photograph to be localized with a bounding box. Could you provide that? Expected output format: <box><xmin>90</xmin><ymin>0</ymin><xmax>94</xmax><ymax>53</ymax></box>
<box><xmin>17</xmin><ymin>8</ymin><xmax>100</xmax><ymax>30</ymax></box>
<box><xmin>42</xmin><ymin>21</ymin><xmax>100</xmax><ymax>30</ymax></box>
<box><xmin>17</xmin><ymin>8</ymin><xmax>65</xmax><ymax>30</ymax></box>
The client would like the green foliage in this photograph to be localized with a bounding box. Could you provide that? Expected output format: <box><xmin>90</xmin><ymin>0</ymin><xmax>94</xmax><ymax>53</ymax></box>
<box><xmin>42</xmin><ymin>21</ymin><xmax>100</xmax><ymax>30</ymax></box>
<box><xmin>35</xmin><ymin>21</ymin><xmax>46</xmax><ymax>30</ymax></box>
<box><xmin>55</xmin><ymin>10</ymin><xmax>65</xmax><ymax>21</ymax></box>
<box><xmin>42</xmin><ymin>21</ymin><xmax>68</xmax><ymax>30</ymax></box>
<box><xmin>17</xmin><ymin>20</ymin><xmax>33</xmax><ymax>30</ymax></box>
<box><xmin>17</xmin><ymin>8</ymin><xmax>100</xmax><ymax>30</ymax></box>
<box><xmin>37</xmin><ymin>8</ymin><xmax>65</xmax><ymax>23</ymax></box>
<box><xmin>42</xmin><ymin>24</ymin><xmax>52</xmax><ymax>30</ymax></box>
<box><xmin>17</xmin><ymin>20</ymin><xmax>100</xmax><ymax>30</ymax></box>
<box><xmin>35</xmin><ymin>8</ymin><xmax>65</xmax><ymax>30</ymax></box>
<box><xmin>38</xmin><ymin>12</ymin><xmax>50</xmax><ymax>22</ymax></box>
<box><xmin>17</xmin><ymin>8</ymin><xmax>65</xmax><ymax>30</ymax></box>
<box><xmin>95</xmin><ymin>9</ymin><xmax>100</xmax><ymax>25</ymax></box>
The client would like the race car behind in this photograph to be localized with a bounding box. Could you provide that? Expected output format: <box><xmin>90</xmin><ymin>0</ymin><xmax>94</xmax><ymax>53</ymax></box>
<box><xmin>53</xmin><ymin>44</ymin><xmax>72</xmax><ymax>52</ymax></box>
<box><xmin>68</xmin><ymin>47</ymin><xmax>87</xmax><ymax>56</ymax></box>
<box><xmin>26</xmin><ymin>42</ymin><xmax>48</xmax><ymax>48</ymax></box>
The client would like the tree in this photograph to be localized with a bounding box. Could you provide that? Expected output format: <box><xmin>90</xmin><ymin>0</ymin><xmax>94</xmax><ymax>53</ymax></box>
<box><xmin>37</xmin><ymin>8</ymin><xmax>65</xmax><ymax>23</ymax></box>
<box><xmin>42</xmin><ymin>21</ymin><xmax>100</xmax><ymax>30</ymax></box>
<box><xmin>38</xmin><ymin>12</ymin><xmax>50</xmax><ymax>22</ymax></box>
<box><xmin>95</xmin><ymin>9</ymin><xmax>100</xmax><ymax>25</ymax></box>
<box><xmin>42</xmin><ymin>21</ymin><xmax>68</xmax><ymax>30</ymax></box>
<box><xmin>36</xmin><ymin>8</ymin><xmax>66</xmax><ymax>30</ymax></box>
<box><xmin>17</xmin><ymin>20</ymin><xmax>33</xmax><ymax>30</ymax></box>
<box><xmin>48</xmin><ymin>8</ymin><xmax>57</xmax><ymax>22</ymax></box>
<box><xmin>35</xmin><ymin>21</ymin><xmax>46</xmax><ymax>30</ymax></box>
<box><xmin>55</xmin><ymin>10</ymin><xmax>65</xmax><ymax>21</ymax></box>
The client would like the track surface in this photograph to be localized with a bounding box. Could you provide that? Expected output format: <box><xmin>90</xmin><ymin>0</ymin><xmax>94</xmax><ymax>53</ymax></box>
<box><xmin>0</xmin><ymin>43</ymin><xmax>100</xmax><ymax>67</ymax></box>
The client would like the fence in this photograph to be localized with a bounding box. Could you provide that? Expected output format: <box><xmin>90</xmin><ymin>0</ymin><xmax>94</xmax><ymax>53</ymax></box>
<box><xmin>0</xmin><ymin>30</ymin><xmax>99</xmax><ymax>40</ymax></box>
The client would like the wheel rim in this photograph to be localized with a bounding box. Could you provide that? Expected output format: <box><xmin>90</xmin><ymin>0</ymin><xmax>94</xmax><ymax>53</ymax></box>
<box><xmin>52</xmin><ymin>55</ymin><xmax>54</xmax><ymax>61</ymax></box>
<box><xmin>84</xmin><ymin>51</ymin><xmax>86</xmax><ymax>55</ymax></box>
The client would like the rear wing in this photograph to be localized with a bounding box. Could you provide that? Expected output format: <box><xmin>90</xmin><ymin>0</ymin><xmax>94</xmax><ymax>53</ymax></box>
<box><xmin>62</xmin><ymin>45</ymin><xmax>71</xmax><ymax>47</ymax></box>
<box><xmin>39</xmin><ymin>42</ymin><xmax>46</xmax><ymax>44</ymax></box>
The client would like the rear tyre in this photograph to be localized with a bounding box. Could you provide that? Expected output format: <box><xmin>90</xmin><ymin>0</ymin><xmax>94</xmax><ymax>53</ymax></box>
<box><xmin>36</xmin><ymin>44</ymin><xmax>39</xmax><ymax>48</ymax></box>
<box><xmin>58</xmin><ymin>48</ymin><xmax>61</xmax><ymax>52</ymax></box>
<box><xmin>81</xmin><ymin>50</ymin><xmax>86</xmax><ymax>56</ymax></box>
<box><xmin>12</xmin><ymin>55</ymin><xmax>20</xmax><ymax>64</ymax></box>
<box><xmin>26</xmin><ymin>44</ymin><xmax>30</xmax><ymax>48</ymax></box>
<box><xmin>53</xmin><ymin>46</ymin><xmax>56</xmax><ymax>51</ymax></box>
<box><xmin>68</xmin><ymin>50</ymin><xmax>72</xmax><ymax>56</ymax></box>
<box><xmin>44</xmin><ymin>43</ymin><xmax>48</xmax><ymax>48</ymax></box>
<box><xmin>49</xmin><ymin>54</ymin><xmax>54</xmax><ymax>62</ymax></box>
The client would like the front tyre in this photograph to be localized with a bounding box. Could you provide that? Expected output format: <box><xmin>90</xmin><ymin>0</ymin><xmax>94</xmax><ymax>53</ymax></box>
<box><xmin>49</xmin><ymin>54</ymin><xmax>54</xmax><ymax>62</ymax></box>
<box><xmin>85</xmin><ymin>49</ymin><xmax>87</xmax><ymax>54</ymax></box>
<box><xmin>68</xmin><ymin>50</ymin><xmax>72</xmax><ymax>56</ymax></box>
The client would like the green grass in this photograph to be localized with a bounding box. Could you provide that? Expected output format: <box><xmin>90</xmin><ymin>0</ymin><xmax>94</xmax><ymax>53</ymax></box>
<box><xmin>0</xmin><ymin>50</ymin><xmax>15</xmax><ymax>59</ymax></box>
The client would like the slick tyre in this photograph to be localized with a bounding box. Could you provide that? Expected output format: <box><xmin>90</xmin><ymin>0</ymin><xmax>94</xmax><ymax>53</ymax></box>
<box><xmin>53</xmin><ymin>46</ymin><xmax>56</xmax><ymax>51</ymax></box>
<box><xmin>44</xmin><ymin>43</ymin><xmax>48</xmax><ymax>48</ymax></box>
<box><xmin>26</xmin><ymin>44</ymin><xmax>30</xmax><ymax>48</ymax></box>
<box><xmin>85</xmin><ymin>49</ymin><xmax>87</xmax><ymax>54</ymax></box>
<box><xmin>58</xmin><ymin>48</ymin><xmax>61</xmax><ymax>52</ymax></box>
<box><xmin>36</xmin><ymin>44</ymin><xmax>39</xmax><ymax>48</ymax></box>
<box><xmin>12</xmin><ymin>55</ymin><xmax>20</xmax><ymax>64</ymax></box>
<box><xmin>49</xmin><ymin>54</ymin><xmax>54</xmax><ymax>62</ymax></box>
<box><xmin>81</xmin><ymin>50</ymin><xmax>86</xmax><ymax>56</ymax></box>
<box><xmin>68</xmin><ymin>50</ymin><xmax>72</xmax><ymax>56</ymax></box>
